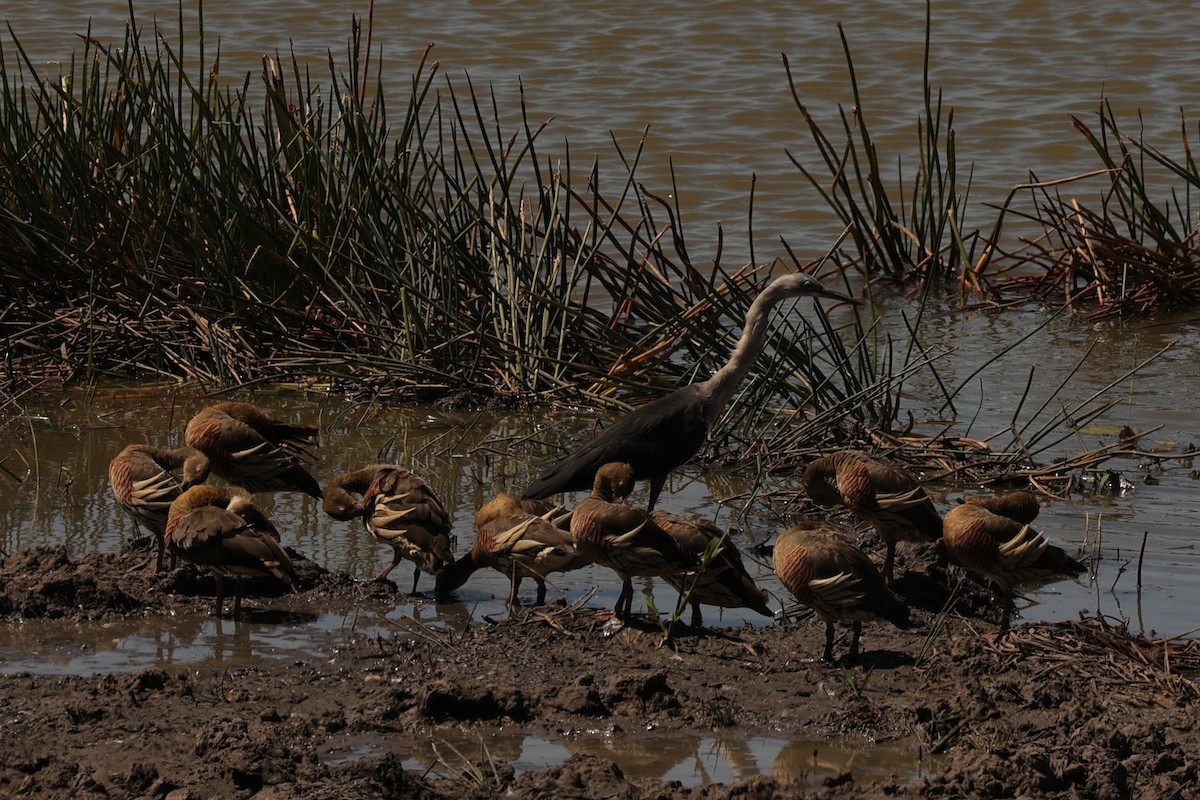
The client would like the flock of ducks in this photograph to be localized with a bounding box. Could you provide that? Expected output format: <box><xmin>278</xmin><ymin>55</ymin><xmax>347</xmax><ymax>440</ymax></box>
<box><xmin>109</xmin><ymin>399</ymin><xmax>1087</xmax><ymax>662</ymax></box>
<box><xmin>105</xmin><ymin>273</ymin><xmax>1086</xmax><ymax>662</ymax></box>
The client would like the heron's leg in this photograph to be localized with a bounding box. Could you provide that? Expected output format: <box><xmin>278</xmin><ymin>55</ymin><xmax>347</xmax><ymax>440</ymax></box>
<box><xmin>646</xmin><ymin>475</ymin><xmax>667</xmax><ymax>512</ymax></box>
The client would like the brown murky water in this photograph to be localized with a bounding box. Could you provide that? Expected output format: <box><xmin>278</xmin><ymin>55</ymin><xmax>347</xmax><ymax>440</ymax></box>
<box><xmin>2</xmin><ymin>0</ymin><xmax>1199</xmax><ymax>785</ymax></box>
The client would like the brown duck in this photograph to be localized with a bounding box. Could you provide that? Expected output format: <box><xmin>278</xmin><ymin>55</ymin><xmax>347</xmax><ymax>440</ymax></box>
<box><xmin>473</xmin><ymin>492</ymin><xmax>572</xmax><ymax>531</ymax></box>
<box><xmin>323</xmin><ymin>465</ymin><xmax>454</xmax><ymax>594</ymax></box>
<box><xmin>109</xmin><ymin>443</ymin><xmax>210</xmax><ymax>572</ymax></box>
<box><xmin>569</xmin><ymin>462</ymin><xmax>692</xmax><ymax>621</ymax></box>
<box><xmin>651</xmin><ymin>510</ymin><xmax>772</xmax><ymax>627</ymax></box>
<box><xmin>772</xmin><ymin>520</ymin><xmax>913</xmax><ymax>663</ymax></box>
<box><xmin>940</xmin><ymin>491</ymin><xmax>1086</xmax><ymax>632</ymax></box>
<box><xmin>166</xmin><ymin>485</ymin><xmax>296</xmax><ymax>618</ymax></box>
<box><xmin>436</xmin><ymin>495</ymin><xmax>590</xmax><ymax>605</ymax></box>
<box><xmin>802</xmin><ymin>450</ymin><xmax>943</xmax><ymax>585</ymax></box>
<box><xmin>184</xmin><ymin>401</ymin><xmax>322</xmax><ymax>498</ymax></box>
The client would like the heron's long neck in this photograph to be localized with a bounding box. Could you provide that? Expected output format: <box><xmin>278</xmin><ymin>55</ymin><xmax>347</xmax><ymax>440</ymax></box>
<box><xmin>702</xmin><ymin>282</ymin><xmax>794</xmax><ymax>417</ymax></box>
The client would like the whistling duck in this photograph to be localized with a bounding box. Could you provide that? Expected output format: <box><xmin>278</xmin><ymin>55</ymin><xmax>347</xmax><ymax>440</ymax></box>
<box><xmin>569</xmin><ymin>462</ymin><xmax>692</xmax><ymax>621</ymax></box>
<box><xmin>436</xmin><ymin>497</ymin><xmax>591</xmax><ymax>605</ymax></box>
<box><xmin>323</xmin><ymin>465</ymin><xmax>453</xmax><ymax>594</ymax></box>
<box><xmin>109</xmin><ymin>443</ymin><xmax>210</xmax><ymax>571</ymax></box>
<box><xmin>473</xmin><ymin>492</ymin><xmax>571</xmax><ymax>531</ymax></box>
<box><xmin>940</xmin><ymin>491</ymin><xmax>1086</xmax><ymax>632</ymax></box>
<box><xmin>802</xmin><ymin>450</ymin><xmax>943</xmax><ymax>585</ymax></box>
<box><xmin>184</xmin><ymin>401</ymin><xmax>322</xmax><ymax>498</ymax></box>
<box><xmin>651</xmin><ymin>510</ymin><xmax>772</xmax><ymax>626</ymax></box>
<box><xmin>773</xmin><ymin>520</ymin><xmax>913</xmax><ymax>663</ymax></box>
<box><xmin>166</xmin><ymin>485</ymin><xmax>295</xmax><ymax>618</ymax></box>
<box><xmin>523</xmin><ymin>273</ymin><xmax>856</xmax><ymax>512</ymax></box>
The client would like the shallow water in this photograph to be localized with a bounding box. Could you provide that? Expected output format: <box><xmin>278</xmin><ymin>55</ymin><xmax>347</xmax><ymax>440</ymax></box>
<box><xmin>2</xmin><ymin>0</ymin><xmax>1200</xmax><ymax>786</ymax></box>
<box><xmin>0</xmin><ymin>355</ymin><xmax>1192</xmax><ymax>644</ymax></box>
<box><xmin>355</xmin><ymin>726</ymin><xmax>940</xmax><ymax>788</ymax></box>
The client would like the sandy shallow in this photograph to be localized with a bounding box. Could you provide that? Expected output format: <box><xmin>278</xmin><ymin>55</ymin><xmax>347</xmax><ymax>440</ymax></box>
<box><xmin>0</xmin><ymin>538</ymin><xmax>1196</xmax><ymax>799</ymax></box>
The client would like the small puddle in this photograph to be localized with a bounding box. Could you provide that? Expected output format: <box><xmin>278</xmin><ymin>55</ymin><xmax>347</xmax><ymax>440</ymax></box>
<box><xmin>0</xmin><ymin>597</ymin><xmax>471</xmax><ymax>675</ymax></box>
<box><xmin>318</xmin><ymin>725</ymin><xmax>939</xmax><ymax>787</ymax></box>
<box><xmin>0</xmin><ymin>580</ymin><xmax>762</xmax><ymax>675</ymax></box>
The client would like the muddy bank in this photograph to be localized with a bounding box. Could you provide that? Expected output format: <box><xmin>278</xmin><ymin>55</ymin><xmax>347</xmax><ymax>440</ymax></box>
<box><xmin>0</xmin><ymin>540</ymin><xmax>1196</xmax><ymax>799</ymax></box>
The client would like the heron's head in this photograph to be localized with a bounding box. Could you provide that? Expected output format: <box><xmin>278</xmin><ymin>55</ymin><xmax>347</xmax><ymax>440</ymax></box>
<box><xmin>771</xmin><ymin>271</ymin><xmax>858</xmax><ymax>305</ymax></box>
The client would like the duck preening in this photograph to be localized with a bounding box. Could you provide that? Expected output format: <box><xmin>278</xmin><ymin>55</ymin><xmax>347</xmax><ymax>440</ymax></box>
<box><xmin>323</xmin><ymin>464</ymin><xmax>454</xmax><ymax>594</ymax></box>
<box><xmin>109</xmin><ymin>443</ymin><xmax>210</xmax><ymax>572</ymax></box>
<box><xmin>802</xmin><ymin>450</ymin><xmax>943</xmax><ymax>586</ymax></box>
<box><xmin>166</xmin><ymin>485</ymin><xmax>295</xmax><ymax>618</ymax></box>
<box><xmin>184</xmin><ymin>401</ymin><xmax>322</xmax><ymax>499</ymax></box>
<box><xmin>569</xmin><ymin>462</ymin><xmax>692</xmax><ymax>621</ymax></box>
<box><xmin>651</xmin><ymin>510</ymin><xmax>772</xmax><ymax>627</ymax></box>
<box><xmin>940</xmin><ymin>491</ymin><xmax>1086</xmax><ymax>632</ymax></box>
<box><xmin>773</xmin><ymin>520</ymin><xmax>913</xmax><ymax>663</ymax></box>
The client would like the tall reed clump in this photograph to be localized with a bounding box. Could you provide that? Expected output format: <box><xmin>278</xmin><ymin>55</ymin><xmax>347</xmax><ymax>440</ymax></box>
<box><xmin>971</xmin><ymin>101</ymin><xmax>1200</xmax><ymax>318</ymax></box>
<box><xmin>0</xmin><ymin>4</ymin><xmax>1171</xmax><ymax>488</ymax></box>
<box><xmin>783</xmin><ymin>2</ymin><xmax>976</xmax><ymax>290</ymax></box>
<box><xmin>0</xmin><ymin>3</ymin><xmax>901</xmax><ymax>439</ymax></box>
<box><xmin>0</xmin><ymin>9</ymin><xmax>734</xmax><ymax>397</ymax></box>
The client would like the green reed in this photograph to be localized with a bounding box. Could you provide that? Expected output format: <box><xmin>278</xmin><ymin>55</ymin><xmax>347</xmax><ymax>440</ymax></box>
<box><xmin>0</xmin><ymin>5</ymin><xmax>890</xmax><ymax>440</ymax></box>
<box><xmin>782</xmin><ymin>2</ymin><xmax>975</xmax><ymax>287</ymax></box>
<box><xmin>0</xmin><ymin>6</ymin><xmax>685</xmax><ymax>398</ymax></box>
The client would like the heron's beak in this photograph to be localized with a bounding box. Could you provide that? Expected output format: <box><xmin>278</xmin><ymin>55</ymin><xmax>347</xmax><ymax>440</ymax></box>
<box><xmin>814</xmin><ymin>283</ymin><xmax>860</xmax><ymax>305</ymax></box>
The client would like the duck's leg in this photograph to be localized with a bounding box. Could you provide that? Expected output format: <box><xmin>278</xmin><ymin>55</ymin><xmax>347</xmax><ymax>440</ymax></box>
<box><xmin>213</xmin><ymin>575</ymin><xmax>227</xmax><ymax>618</ymax></box>
<box><xmin>372</xmin><ymin>550</ymin><xmax>404</xmax><ymax>583</ymax></box>
<box><xmin>847</xmin><ymin>620</ymin><xmax>863</xmax><ymax>663</ymax></box>
<box><xmin>882</xmin><ymin>538</ymin><xmax>897</xmax><ymax>587</ymax></box>
<box><xmin>822</xmin><ymin>620</ymin><xmax>836</xmax><ymax>663</ymax></box>
<box><xmin>232</xmin><ymin>577</ymin><xmax>245</xmax><ymax>620</ymax></box>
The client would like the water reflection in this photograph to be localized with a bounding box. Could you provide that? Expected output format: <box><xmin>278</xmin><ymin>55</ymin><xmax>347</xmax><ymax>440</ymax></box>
<box><xmin>386</xmin><ymin>725</ymin><xmax>936</xmax><ymax>788</ymax></box>
<box><xmin>0</xmin><ymin>606</ymin><xmax>345</xmax><ymax>675</ymax></box>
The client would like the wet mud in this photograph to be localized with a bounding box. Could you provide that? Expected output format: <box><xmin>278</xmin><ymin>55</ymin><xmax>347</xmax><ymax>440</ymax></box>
<box><xmin>0</xmin><ymin>538</ymin><xmax>1196</xmax><ymax>799</ymax></box>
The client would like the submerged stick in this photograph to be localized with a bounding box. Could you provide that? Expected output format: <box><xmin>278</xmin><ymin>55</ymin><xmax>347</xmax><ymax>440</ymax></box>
<box><xmin>1135</xmin><ymin>529</ymin><xmax>1148</xmax><ymax>589</ymax></box>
